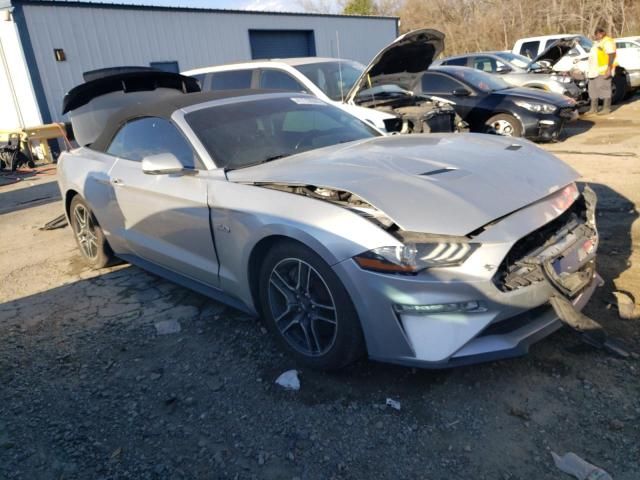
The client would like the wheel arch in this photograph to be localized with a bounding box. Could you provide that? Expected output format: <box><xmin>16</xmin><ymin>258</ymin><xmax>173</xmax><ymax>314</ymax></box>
<box><xmin>246</xmin><ymin>232</ymin><xmax>340</xmax><ymax>317</ymax></box>
<box><xmin>64</xmin><ymin>189</ymin><xmax>80</xmax><ymax>220</ymax></box>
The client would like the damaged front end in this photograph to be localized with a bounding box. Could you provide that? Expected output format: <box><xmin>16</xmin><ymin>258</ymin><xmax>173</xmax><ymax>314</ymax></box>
<box><xmin>365</xmin><ymin>95</ymin><xmax>461</xmax><ymax>134</ymax></box>
<box><xmin>345</xmin><ymin>28</ymin><xmax>463</xmax><ymax>134</ymax></box>
<box><xmin>494</xmin><ymin>186</ymin><xmax>628</xmax><ymax>356</ymax></box>
<box><xmin>494</xmin><ymin>186</ymin><xmax>598</xmax><ymax>297</ymax></box>
<box><xmin>253</xmin><ymin>183</ymin><xmax>397</xmax><ymax>230</ymax></box>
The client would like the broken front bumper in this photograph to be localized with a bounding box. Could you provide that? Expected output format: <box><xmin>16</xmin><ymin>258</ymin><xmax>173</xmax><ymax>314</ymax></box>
<box><xmin>334</xmin><ymin>186</ymin><xmax>602</xmax><ymax>368</ymax></box>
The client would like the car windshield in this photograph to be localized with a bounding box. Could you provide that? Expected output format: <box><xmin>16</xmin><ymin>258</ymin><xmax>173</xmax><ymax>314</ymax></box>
<box><xmin>578</xmin><ymin>36</ymin><xmax>593</xmax><ymax>52</ymax></box>
<box><xmin>185</xmin><ymin>95</ymin><xmax>379</xmax><ymax>170</ymax></box>
<box><xmin>446</xmin><ymin>68</ymin><xmax>510</xmax><ymax>92</ymax></box>
<box><xmin>494</xmin><ymin>51</ymin><xmax>542</xmax><ymax>70</ymax></box>
<box><xmin>294</xmin><ymin>61</ymin><xmax>365</xmax><ymax>101</ymax></box>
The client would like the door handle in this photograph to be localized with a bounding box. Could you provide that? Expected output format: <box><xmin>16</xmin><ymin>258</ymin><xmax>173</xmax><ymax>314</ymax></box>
<box><xmin>111</xmin><ymin>178</ymin><xmax>124</xmax><ymax>186</ymax></box>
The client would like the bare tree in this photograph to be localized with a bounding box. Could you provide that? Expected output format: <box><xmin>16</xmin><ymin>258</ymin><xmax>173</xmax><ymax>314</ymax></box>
<box><xmin>398</xmin><ymin>0</ymin><xmax>639</xmax><ymax>55</ymax></box>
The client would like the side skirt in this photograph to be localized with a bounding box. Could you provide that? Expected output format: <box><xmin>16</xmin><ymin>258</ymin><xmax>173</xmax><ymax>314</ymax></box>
<box><xmin>118</xmin><ymin>254</ymin><xmax>254</xmax><ymax>315</ymax></box>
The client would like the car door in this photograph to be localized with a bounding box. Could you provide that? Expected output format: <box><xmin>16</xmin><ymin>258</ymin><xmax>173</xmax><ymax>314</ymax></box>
<box><xmin>105</xmin><ymin>117</ymin><xmax>219</xmax><ymax>286</ymax></box>
<box><xmin>420</xmin><ymin>72</ymin><xmax>479</xmax><ymax>119</ymax></box>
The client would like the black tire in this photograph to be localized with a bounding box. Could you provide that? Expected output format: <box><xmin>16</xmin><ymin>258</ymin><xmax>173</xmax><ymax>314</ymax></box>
<box><xmin>69</xmin><ymin>195</ymin><xmax>115</xmax><ymax>269</ymax></box>
<box><xmin>484</xmin><ymin>113</ymin><xmax>523</xmax><ymax>137</ymax></box>
<box><xmin>258</xmin><ymin>240</ymin><xmax>365</xmax><ymax>370</ymax></box>
<box><xmin>612</xmin><ymin>73</ymin><xmax>627</xmax><ymax>104</ymax></box>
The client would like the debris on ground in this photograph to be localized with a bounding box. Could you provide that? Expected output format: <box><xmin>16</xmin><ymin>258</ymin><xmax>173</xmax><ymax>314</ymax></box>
<box><xmin>508</xmin><ymin>406</ymin><xmax>531</xmax><ymax>421</ymax></box>
<box><xmin>39</xmin><ymin>213</ymin><xmax>68</xmax><ymax>230</ymax></box>
<box><xmin>275</xmin><ymin>370</ymin><xmax>300</xmax><ymax>391</ymax></box>
<box><xmin>385</xmin><ymin>398</ymin><xmax>401</xmax><ymax>411</ymax></box>
<box><xmin>612</xmin><ymin>291</ymin><xmax>637</xmax><ymax>320</ymax></box>
<box><xmin>154</xmin><ymin>319</ymin><xmax>182</xmax><ymax>335</ymax></box>
<box><xmin>551</xmin><ymin>452</ymin><xmax>612</xmax><ymax>480</ymax></box>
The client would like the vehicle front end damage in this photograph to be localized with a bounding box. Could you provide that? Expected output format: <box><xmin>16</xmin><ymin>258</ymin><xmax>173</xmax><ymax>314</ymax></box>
<box><xmin>334</xmin><ymin>184</ymin><xmax>608</xmax><ymax>367</ymax></box>
<box><xmin>531</xmin><ymin>37</ymin><xmax>589</xmax><ymax>106</ymax></box>
<box><xmin>346</xmin><ymin>29</ymin><xmax>462</xmax><ymax>134</ymax></box>
<box><xmin>366</xmin><ymin>97</ymin><xmax>459</xmax><ymax>134</ymax></box>
<box><xmin>516</xmin><ymin>102</ymin><xmax>578</xmax><ymax>142</ymax></box>
<box><xmin>230</xmin><ymin>133</ymin><xmax>616</xmax><ymax>367</ymax></box>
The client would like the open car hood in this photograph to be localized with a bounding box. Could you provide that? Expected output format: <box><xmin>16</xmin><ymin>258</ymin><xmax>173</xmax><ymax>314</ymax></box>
<box><xmin>228</xmin><ymin>134</ymin><xmax>579</xmax><ymax>236</ymax></box>
<box><xmin>531</xmin><ymin>37</ymin><xmax>580</xmax><ymax>66</ymax></box>
<box><xmin>346</xmin><ymin>29</ymin><xmax>445</xmax><ymax>103</ymax></box>
<box><xmin>62</xmin><ymin>67</ymin><xmax>199</xmax><ymax>147</ymax></box>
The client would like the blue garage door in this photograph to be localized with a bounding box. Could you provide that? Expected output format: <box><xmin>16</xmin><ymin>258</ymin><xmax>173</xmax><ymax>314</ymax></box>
<box><xmin>249</xmin><ymin>30</ymin><xmax>316</xmax><ymax>59</ymax></box>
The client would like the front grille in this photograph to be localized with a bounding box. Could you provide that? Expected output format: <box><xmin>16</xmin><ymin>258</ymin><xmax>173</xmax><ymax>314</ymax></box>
<box><xmin>493</xmin><ymin>195</ymin><xmax>588</xmax><ymax>292</ymax></box>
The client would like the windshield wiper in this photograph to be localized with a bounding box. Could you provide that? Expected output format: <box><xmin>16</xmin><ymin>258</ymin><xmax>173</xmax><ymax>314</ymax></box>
<box><xmin>225</xmin><ymin>153</ymin><xmax>291</xmax><ymax>174</ymax></box>
<box><xmin>262</xmin><ymin>154</ymin><xmax>289</xmax><ymax>163</ymax></box>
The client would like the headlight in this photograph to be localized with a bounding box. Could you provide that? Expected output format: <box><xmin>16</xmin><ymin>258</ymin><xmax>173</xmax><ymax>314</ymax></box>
<box><xmin>551</xmin><ymin>75</ymin><xmax>572</xmax><ymax>84</ymax></box>
<box><xmin>514</xmin><ymin>100</ymin><xmax>557</xmax><ymax>114</ymax></box>
<box><xmin>353</xmin><ymin>242</ymin><xmax>477</xmax><ymax>274</ymax></box>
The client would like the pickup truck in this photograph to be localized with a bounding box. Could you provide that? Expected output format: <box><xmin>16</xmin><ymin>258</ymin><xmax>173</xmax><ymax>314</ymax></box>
<box><xmin>513</xmin><ymin>34</ymin><xmax>639</xmax><ymax>103</ymax></box>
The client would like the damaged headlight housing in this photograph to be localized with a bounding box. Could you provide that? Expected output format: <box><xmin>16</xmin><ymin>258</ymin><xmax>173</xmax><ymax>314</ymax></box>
<box><xmin>354</xmin><ymin>241</ymin><xmax>478</xmax><ymax>274</ymax></box>
<box><xmin>550</xmin><ymin>74</ymin><xmax>572</xmax><ymax>84</ymax></box>
<box><xmin>514</xmin><ymin>100</ymin><xmax>557</xmax><ymax>114</ymax></box>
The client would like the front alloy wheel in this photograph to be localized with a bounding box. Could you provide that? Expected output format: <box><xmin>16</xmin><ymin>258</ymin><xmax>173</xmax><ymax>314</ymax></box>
<box><xmin>259</xmin><ymin>241</ymin><xmax>365</xmax><ymax>370</ymax></box>
<box><xmin>268</xmin><ymin>258</ymin><xmax>338</xmax><ymax>357</ymax></box>
<box><xmin>485</xmin><ymin>113</ymin><xmax>523</xmax><ymax>137</ymax></box>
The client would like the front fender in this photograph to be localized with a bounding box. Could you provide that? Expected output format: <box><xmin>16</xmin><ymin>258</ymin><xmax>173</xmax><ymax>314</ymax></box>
<box><xmin>207</xmin><ymin>180</ymin><xmax>399</xmax><ymax>310</ymax></box>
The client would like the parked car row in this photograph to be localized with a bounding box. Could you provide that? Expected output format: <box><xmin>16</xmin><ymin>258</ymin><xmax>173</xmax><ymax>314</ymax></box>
<box><xmin>186</xmin><ymin>29</ymin><xmax>580</xmax><ymax>142</ymax></box>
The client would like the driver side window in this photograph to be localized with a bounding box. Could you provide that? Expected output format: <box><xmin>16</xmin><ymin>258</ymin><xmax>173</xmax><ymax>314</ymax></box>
<box><xmin>421</xmin><ymin>73</ymin><xmax>464</xmax><ymax>94</ymax></box>
<box><xmin>473</xmin><ymin>56</ymin><xmax>498</xmax><ymax>73</ymax></box>
<box><xmin>107</xmin><ymin>117</ymin><xmax>200</xmax><ymax>168</ymax></box>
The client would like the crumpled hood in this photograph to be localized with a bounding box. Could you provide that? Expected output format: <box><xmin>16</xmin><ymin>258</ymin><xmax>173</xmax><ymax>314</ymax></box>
<box><xmin>228</xmin><ymin>134</ymin><xmax>579</xmax><ymax>236</ymax></box>
<box><xmin>532</xmin><ymin>37</ymin><xmax>580</xmax><ymax>66</ymax></box>
<box><xmin>346</xmin><ymin>29</ymin><xmax>445</xmax><ymax>102</ymax></box>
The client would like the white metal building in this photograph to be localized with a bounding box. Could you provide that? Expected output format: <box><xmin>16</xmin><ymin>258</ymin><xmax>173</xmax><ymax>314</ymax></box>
<box><xmin>0</xmin><ymin>0</ymin><xmax>398</xmax><ymax>129</ymax></box>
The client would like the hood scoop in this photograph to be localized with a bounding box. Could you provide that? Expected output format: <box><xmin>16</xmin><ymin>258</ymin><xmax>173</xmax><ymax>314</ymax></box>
<box><xmin>420</xmin><ymin>167</ymin><xmax>456</xmax><ymax>177</ymax></box>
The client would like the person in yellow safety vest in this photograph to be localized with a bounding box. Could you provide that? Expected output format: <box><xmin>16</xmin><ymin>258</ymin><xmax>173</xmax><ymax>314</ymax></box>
<box><xmin>585</xmin><ymin>27</ymin><xmax>617</xmax><ymax>116</ymax></box>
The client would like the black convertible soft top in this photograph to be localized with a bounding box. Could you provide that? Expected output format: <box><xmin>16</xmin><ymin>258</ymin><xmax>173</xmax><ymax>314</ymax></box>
<box><xmin>89</xmin><ymin>89</ymin><xmax>277</xmax><ymax>152</ymax></box>
<box><xmin>62</xmin><ymin>66</ymin><xmax>286</xmax><ymax>149</ymax></box>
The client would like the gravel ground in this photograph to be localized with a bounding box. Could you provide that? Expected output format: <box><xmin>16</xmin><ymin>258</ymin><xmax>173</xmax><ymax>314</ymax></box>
<box><xmin>1</xmin><ymin>97</ymin><xmax>639</xmax><ymax>480</ymax></box>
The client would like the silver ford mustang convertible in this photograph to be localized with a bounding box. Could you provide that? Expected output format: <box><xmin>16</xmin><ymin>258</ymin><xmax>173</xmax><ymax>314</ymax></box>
<box><xmin>58</xmin><ymin>69</ymin><xmax>601</xmax><ymax>369</ymax></box>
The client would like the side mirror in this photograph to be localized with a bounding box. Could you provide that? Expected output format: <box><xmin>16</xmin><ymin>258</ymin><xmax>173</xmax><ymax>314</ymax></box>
<box><xmin>496</xmin><ymin>65</ymin><xmax>512</xmax><ymax>74</ymax></box>
<box><xmin>452</xmin><ymin>88</ymin><xmax>471</xmax><ymax>97</ymax></box>
<box><xmin>142</xmin><ymin>152</ymin><xmax>197</xmax><ymax>175</ymax></box>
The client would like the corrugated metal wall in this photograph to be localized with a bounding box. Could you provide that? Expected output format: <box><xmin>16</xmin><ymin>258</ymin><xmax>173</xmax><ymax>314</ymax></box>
<box><xmin>19</xmin><ymin>4</ymin><xmax>397</xmax><ymax>122</ymax></box>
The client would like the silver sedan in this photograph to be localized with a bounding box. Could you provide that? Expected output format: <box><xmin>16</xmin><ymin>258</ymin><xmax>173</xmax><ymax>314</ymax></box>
<box><xmin>58</xmin><ymin>70</ymin><xmax>600</xmax><ymax>369</ymax></box>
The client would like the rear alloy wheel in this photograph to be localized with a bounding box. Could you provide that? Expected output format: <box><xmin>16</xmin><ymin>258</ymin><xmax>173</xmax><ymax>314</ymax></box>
<box><xmin>69</xmin><ymin>196</ymin><xmax>115</xmax><ymax>269</ymax></box>
<box><xmin>258</xmin><ymin>241</ymin><xmax>365</xmax><ymax>370</ymax></box>
<box><xmin>485</xmin><ymin>113</ymin><xmax>523</xmax><ymax>137</ymax></box>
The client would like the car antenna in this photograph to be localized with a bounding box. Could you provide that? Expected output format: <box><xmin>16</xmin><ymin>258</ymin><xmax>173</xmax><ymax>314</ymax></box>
<box><xmin>336</xmin><ymin>31</ymin><xmax>344</xmax><ymax>103</ymax></box>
